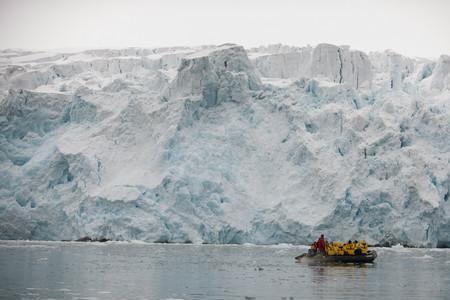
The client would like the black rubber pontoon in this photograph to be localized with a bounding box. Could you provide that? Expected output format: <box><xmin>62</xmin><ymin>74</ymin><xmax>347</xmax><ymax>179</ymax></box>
<box><xmin>295</xmin><ymin>250</ymin><xmax>377</xmax><ymax>263</ymax></box>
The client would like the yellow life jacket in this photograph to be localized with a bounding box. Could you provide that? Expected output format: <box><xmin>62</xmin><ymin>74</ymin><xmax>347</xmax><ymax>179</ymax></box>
<box><xmin>343</xmin><ymin>243</ymin><xmax>355</xmax><ymax>255</ymax></box>
<box><xmin>330</xmin><ymin>242</ymin><xmax>343</xmax><ymax>255</ymax></box>
<box><xmin>325</xmin><ymin>244</ymin><xmax>335</xmax><ymax>256</ymax></box>
<box><xmin>358</xmin><ymin>240</ymin><xmax>368</xmax><ymax>254</ymax></box>
<box><xmin>337</xmin><ymin>246</ymin><xmax>345</xmax><ymax>255</ymax></box>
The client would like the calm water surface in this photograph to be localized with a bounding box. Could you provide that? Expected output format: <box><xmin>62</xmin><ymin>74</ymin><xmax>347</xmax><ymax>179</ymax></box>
<box><xmin>1</xmin><ymin>241</ymin><xmax>450</xmax><ymax>300</ymax></box>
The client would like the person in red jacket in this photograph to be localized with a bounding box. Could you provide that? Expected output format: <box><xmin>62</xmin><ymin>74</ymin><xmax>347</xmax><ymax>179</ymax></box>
<box><xmin>317</xmin><ymin>234</ymin><xmax>326</xmax><ymax>254</ymax></box>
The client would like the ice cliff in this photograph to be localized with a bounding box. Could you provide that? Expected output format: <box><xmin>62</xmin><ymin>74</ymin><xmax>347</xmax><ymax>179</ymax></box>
<box><xmin>1</xmin><ymin>43</ymin><xmax>450</xmax><ymax>247</ymax></box>
<box><xmin>250</xmin><ymin>43</ymin><xmax>371</xmax><ymax>89</ymax></box>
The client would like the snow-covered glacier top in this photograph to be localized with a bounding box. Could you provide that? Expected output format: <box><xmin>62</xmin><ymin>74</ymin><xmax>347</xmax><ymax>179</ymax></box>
<box><xmin>0</xmin><ymin>43</ymin><xmax>449</xmax><ymax>247</ymax></box>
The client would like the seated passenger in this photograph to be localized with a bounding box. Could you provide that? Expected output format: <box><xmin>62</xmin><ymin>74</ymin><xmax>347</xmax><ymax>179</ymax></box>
<box><xmin>308</xmin><ymin>242</ymin><xmax>318</xmax><ymax>255</ymax></box>
<box><xmin>343</xmin><ymin>241</ymin><xmax>355</xmax><ymax>255</ymax></box>
<box><xmin>359</xmin><ymin>240</ymin><xmax>368</xmax><ymax>254</ymax></box>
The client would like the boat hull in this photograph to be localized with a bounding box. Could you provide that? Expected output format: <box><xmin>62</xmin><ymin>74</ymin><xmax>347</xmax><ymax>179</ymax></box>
<box><xmin>295</xmin><ymin>250</ymin><xmax>377</xmax><ymax>263</ymax></box>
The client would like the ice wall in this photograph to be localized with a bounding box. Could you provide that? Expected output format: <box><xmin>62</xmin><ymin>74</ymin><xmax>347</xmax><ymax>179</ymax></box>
<box><xmin>1</xmin><ymin>44</ymin><xmax>450</xmax><ymax>247</ymax></box>
<box><xmin>250</xmin><ymin>43</ymin><xmax>372</xmax><ymax>89</ymax></box>
<box><xmin>165</xmin><ymin>44</ymin><xmax>261</xmax><ymax>107</ymax></box>
<box><xmin>429</xmin><ymin>55</ymin><xmax>450</xmax><ymax>91</ymax></box>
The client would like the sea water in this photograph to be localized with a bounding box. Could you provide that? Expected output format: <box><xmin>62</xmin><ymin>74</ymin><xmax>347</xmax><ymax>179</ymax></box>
<box><xmin>0</xmin><ymin>241</ymin><xmax>449</xmax><ymax>299</ymax></box>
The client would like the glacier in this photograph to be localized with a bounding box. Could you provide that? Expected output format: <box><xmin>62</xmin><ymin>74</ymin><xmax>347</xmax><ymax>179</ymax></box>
<box><xmin>0</xmin><ymin>43</ymin><xmax>450</xmax><ymax>247</ymax></box>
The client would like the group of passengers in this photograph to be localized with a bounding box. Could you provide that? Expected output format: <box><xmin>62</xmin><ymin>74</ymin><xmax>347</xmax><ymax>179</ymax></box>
<box><xmin>309</xmin><ymin>234</ymin><xmax>368</xmax><ymax>256</ymax></box>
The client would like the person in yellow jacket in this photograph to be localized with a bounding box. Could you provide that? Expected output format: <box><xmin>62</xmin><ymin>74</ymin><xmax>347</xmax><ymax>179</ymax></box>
<box><xmin>332</xmin><ymin>241</ymin><xmax>345</xmax><ymax>255</ymax></box>
<box><xmin>343</xmin><ymin>240</ymin><xmax>355</xmax><ymax>255</ymax></box>
<box><xmin>357</xmin><ymin>240</ymin><xmax>368</xmax><ymax>254</ymax></box>
<box><xmin>325</xmin><ymin>243</ymin><xmax>334</xmax><ymax>256</ymax></box>
<box><xmin>339</xmin><ymin>242</ymin><xmax>346</xmax><ymax>255</ymax></box>
<box><xmin>325</xmin><ymin>241</ymin><xmax>346</xmax><ymax>256</ymax></box>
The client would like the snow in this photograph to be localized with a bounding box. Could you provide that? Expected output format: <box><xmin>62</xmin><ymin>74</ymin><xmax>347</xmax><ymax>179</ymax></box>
<box><xmin>1</xmin><ymin>43</ymin><xmax>450</xmax><ymax>247</ymax></box>
<box><xmin>184</xmin><ymin>43</ymin><xmax>237</xmax><ymax>59</ymax></box>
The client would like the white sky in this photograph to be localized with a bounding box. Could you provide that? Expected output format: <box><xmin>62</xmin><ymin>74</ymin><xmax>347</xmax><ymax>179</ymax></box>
<box><xmin>1</xmin><ymin>0</ymin><xmax>449</xmax><ymax>58</ymax></box>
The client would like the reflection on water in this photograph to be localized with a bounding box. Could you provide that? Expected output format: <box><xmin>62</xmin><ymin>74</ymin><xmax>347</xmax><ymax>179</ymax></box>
<box><xmin>305</xmin><ymin>263</ymin><xmax>372</xmax><ymax>298</ymax></box>
<box><xmin>0</xmin><ymin>241</ymin><xmax>449</xmax><ymax>300</ymax></box>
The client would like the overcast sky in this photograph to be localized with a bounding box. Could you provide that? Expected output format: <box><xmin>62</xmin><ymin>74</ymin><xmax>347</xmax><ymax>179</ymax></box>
<box><xmin>1</xmin><ymin>0</ymin><xmax>449</xmax><ymax>58</ymax></box>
